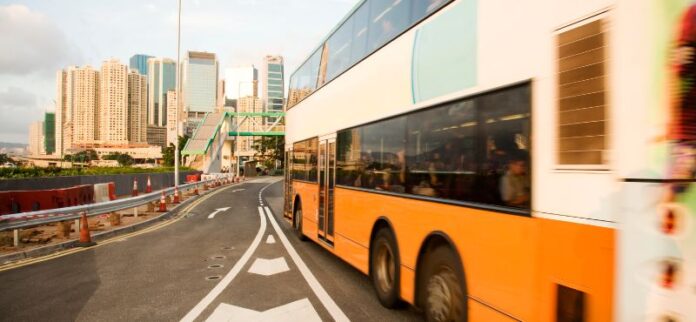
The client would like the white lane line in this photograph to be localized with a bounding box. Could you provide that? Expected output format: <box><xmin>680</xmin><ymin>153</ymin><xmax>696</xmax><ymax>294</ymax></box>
<box><xmin>263</xmin><ymin>206</ymin><xmax>350</xmax><ymax>322</ymax></box>
<box><xmin>180</xmin><ymin>206</ymin><xmax>268</xmax><ymax>322</ymax></box>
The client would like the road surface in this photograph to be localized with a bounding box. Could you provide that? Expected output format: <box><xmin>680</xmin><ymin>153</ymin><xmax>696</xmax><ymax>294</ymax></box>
<box><xmin>0</xmin><ymin>177</ymin><xmax>422</xmax><ymax>321</ymax></box>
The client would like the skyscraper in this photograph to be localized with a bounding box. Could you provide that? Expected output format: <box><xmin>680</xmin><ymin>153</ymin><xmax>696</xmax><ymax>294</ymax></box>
<box><xmin>225</xmin><ymin>65</ymin><xmax>258</xmax><ymax>100</ymax></box>
<box><xmin>129</xmin><ymin>54</ymin><xmax>152</xmax><ymax>76</ymax></box>
<box><xmin>182</xmin><ymin>51</ymin><xmax>219</xmax><ymax>113</ymax></box>
<box><xmin>43</xmin><ymin>112</ymin><xmax>55</xmax><ymax>155</ymax></box>
<box><xmin>165</xmin><ymin>90</ymin><xmax>178</xmax><ymax>146</ymax></box>
<box><xmin>262</xmin><ymin>55</ymin><xmax>285</xmax><ymax>116</ymax></box>
<box><xmin>29</xmin><ymin>121</ymin><xmax>44</xmax><ymax>156</ymax></box>
<box><xmin>68</xmin><ymin>66</ymin><xmax>100</xmax><ymax>145</ymax></box>
<box><xmin>128</xmin><ymin>70</ymin><xmax>147</xmax><ymax>144</ymax></box>
<box><xmin>55</xmin><ymin>70</ymin><xmax>68</xmax><ymax>156</ymax></box>
<box><xmin>147</xmin><ymin>57</ymin><xmax>176</xmax><ymax>127</ymax></box>
<box><xmin>100</xmin><ymin>59</ymin><xmax>129</xmax><ymax>145</ymax></box>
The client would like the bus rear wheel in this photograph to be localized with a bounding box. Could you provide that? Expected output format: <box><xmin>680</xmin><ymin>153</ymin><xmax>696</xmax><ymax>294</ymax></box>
<box><xmin>370</xmin><ymin>228</ymin><xmax>401</xmax><ymax>308</ymax></box>
<box><xmin>293</xmin><ymin>205</ymin><xmax>307</xmax><ymax>241</ymax></box>
<box><xmin>421</xmin><ymin>246</ymin><xmax>467</xmax><ymax>322</ymax></box>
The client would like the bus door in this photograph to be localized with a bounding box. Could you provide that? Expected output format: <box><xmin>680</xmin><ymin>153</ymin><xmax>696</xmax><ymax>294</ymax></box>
<box><xmin>318</xmin><ymin>138</ymin><xmax>336</xmax><ymax>244</ymax></box>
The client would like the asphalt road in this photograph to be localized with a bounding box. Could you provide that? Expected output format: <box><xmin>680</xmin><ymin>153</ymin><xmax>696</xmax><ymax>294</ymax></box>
<box><xmin>0</xmin><ymin>177</ymin><xmax>422</xmax><ymax>321</ymax></box>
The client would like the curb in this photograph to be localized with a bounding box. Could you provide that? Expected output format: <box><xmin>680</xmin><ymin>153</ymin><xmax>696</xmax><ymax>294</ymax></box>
<box><xmin>0</xmin><ymin>181</ymin><xmax>242</xmax><ymax>265</ymax></box>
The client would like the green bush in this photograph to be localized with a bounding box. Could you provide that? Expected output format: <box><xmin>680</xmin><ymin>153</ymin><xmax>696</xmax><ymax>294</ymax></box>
<box><xmin>0</xmin><ymin>166</ymin><xmax>195</xmax><ymax>179</ymax></box>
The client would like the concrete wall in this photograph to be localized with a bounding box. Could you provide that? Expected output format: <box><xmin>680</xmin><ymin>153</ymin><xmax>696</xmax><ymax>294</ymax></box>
<box><xmin>0</xmin><ymin>171</ymin><xmax>200</xmax><ymax>196</ymax></box>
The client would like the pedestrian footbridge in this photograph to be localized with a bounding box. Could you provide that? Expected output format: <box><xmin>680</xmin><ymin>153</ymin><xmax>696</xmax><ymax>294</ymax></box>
<box><xmin>181</xmin><ymin>111</ymin><xmax>285</xmax><ymax>173</ymax></box>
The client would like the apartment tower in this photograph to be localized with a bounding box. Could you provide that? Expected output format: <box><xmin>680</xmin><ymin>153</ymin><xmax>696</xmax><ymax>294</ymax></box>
<box><xmin>100</xmin><ymin>59</ymin><xmax>129</xmax><ymax>145</ymax></box>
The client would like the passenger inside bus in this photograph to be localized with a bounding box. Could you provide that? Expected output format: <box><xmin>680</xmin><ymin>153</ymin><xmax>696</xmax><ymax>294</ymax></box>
<box><xmin>499</xmin><ymin>154</ymin><xmax>530</xmax><ymax>207</ymax></box>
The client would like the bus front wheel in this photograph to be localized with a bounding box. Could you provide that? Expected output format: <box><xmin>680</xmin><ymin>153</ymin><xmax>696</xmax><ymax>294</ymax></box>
<box><xmin>293</xmin><ymin>205</ymin><xmax>307</xmax><ymax>241</ymax></box>
<box><xmin>370</xmin><ymin>228</ymin><xmax>401</xmax><ymax>308</ymax></box>
<box><xmin>420</xmin><ymin>245</ymin><xmax>467</xmax><ymax>322</ymax></box>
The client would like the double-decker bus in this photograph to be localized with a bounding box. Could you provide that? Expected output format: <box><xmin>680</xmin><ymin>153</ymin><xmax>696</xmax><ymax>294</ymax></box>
<box><xmin>283</xmin><ymin>0</ymin><xmax>696</xmax><ymax>321</ymax></box>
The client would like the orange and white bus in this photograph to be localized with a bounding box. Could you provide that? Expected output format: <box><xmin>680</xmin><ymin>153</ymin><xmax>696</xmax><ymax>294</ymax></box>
<box><xmin>283</xmin><ymin>0</ymin><xmax>695</xmax><ymax>321</ymax></box>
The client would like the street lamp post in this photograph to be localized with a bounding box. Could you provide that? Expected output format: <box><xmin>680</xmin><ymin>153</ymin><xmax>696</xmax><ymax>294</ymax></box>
<box><xmin>174</xmin><ymin>0</ymin><xmax>182</xmax><ymax>187</ymax></box>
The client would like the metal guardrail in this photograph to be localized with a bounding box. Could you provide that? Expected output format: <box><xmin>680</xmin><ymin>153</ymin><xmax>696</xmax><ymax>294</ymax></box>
<box><xmin>0</xmin><ymin>177</ymin><xmax>230</xmax><ymax>232</ymax></box>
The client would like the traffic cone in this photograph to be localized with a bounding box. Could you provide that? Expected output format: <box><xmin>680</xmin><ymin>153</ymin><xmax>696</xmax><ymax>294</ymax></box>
<box><xmin>75</xmin><ymin>213</ymin><xmax>96</xmax><ymax>247</ymax></box>
<box><xmin>145</xmin><ymin>176</ymin><xmax>152</xmax><ymax>193</ymax></box>
<box><xmin>173</xmin><ymin>187</ymin><xmax>180</xmax><ymax>204</ymax></box>
<box><xmin>158</xmin><ymin>191</ymin><xmax>167</xmax><ymax>212</ymax></box>
<box><xmin>132</xmin><ymin>178</ymin><xmax>139</xmax><ymax>197</ymax></box>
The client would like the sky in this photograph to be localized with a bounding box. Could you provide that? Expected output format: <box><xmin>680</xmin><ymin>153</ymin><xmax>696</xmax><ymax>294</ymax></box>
<box><xmin>0</xmin><ymin>0</ymin><xmax>357</xmax><ymax>144</ymax></box>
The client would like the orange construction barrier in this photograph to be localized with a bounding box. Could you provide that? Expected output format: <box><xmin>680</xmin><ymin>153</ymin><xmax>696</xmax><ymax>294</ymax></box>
<box><xmin>145</xmin><ymin>176</ymin><xmax>152</xmax><ymax>193</ymax></box>
<box><xmin>75</xmin><ymin>212</ymin><xmax>95</xmax><ymax>247</ymax></box>
<box><xmin>158</xmin><ymin>191</ymin><xmax>167</xmax><ymax>212</ymax></box>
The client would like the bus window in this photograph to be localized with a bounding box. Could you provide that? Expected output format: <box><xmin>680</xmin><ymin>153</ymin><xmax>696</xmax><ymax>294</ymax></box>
<box><xmin>406</xmin><ymin>100</ymin><xmax>477</xmax><ymax>200</ymax></box>
<box><xmin>411</xmin><ymin>0</ymin><xmax>449</xmax><ymax>23</ymax></box>
<box><xmin>350</xmin><ymin>3</ymin><xmax>370</xmax><ymax>65</ymax></box>
<box><xmin>476</xmin><ymin>85</ymin><xmax>531</xmax><ymax>208</ymax></box>
<box><xmin>368</xmin><ymin>0</ymin><xmax>412</xmax><ymax>51</ymax></box>
<box><xmin>327</xmin><ymin>14</ymin><xmax>355</xmax><ymax>81</ymax></box>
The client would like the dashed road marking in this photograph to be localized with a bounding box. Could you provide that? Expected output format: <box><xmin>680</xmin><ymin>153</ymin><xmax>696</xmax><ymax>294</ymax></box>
<box><xmin>180</xmin><ymin>206</ymin><xmax>268</xmax><ymax>322</ymax></box>
<box><xmin>206</xmin><ymin>298</ymin><xmax>321</xmax><ymax>322</ymax></box>
<box><xmin>263</xmin><ymin>206</ymin><xmax>349</xmax><ymax>322</ymax></box>
<box><xmin>247</xmin><ymin>257</ymin><xmax>290</xmax><ymax>276</ymax></box>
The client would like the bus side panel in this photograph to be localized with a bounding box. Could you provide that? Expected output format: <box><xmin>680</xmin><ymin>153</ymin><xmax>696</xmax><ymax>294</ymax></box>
<box><xmin>293</xmin><ymin>181</ymin><xmax>319</xmax><ymax>238</ymax></box>
<box><xmin>334</xmin><ymin>187</ymin><xmax>540</xmax><ymax>319</ymax></box>
<box><xmin>538</xmin><ymin>218</ymin><xmax>615</xmax><ymax>322</ymax></box>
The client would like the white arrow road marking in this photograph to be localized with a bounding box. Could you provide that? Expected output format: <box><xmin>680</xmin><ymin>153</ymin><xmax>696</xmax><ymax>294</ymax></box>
<box><xmin>266</xmin><ymin>234</ymin><xmax>276</xmax><ymax>244</ymax></box>
<box><xmin>208</xmin><ymin>207</ymin><xmax>231</xmax><ymax>219</ymax></box>
<box><xmin>231</xmin><ymin>189</ymin><xmax>245</xmax><ymax>193</ymax></box>
<box><xmin>248</xmin><ymin>257</ymin><xmax>289</xmax><ymax>276</ymax></box>
<box><xmin>263</xmin><ymin>206</ymin><xmax>349</xmax><ymax>322</ymax></box>
<box><xmin>180</xmin><ymin>207</ymin><xmax>267</xmax><ymax>322</ymax></box>
<box><xmin>206</xmin><ymin>298</ymin><xmax>321</xmax><ymax>322</ymax></box>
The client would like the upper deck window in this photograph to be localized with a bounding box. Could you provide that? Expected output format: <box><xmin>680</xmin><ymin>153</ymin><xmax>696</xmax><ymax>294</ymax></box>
<box><xmin>288</xmin><ymin>0</ymin><xmax>451</xmax><ymax>109</ymax></box>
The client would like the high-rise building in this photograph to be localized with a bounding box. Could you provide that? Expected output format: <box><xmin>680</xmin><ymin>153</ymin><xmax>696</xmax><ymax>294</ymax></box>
<box><xmin>69</xmin><ymin>66</ymin><xmax>100</xmax><ymax>145</ymax></box>
<box><xmin>55</xmin><ymin>70</ymin><xmax>68</xmax><ymax>156</ymax></box>
<box><xmin>147</xmin><ymin>57</ymin><xmax>176</xmax><ymax>127</ymax></box>
<box><xmin>262</xmin><ymin>55</ymin><xmax>285</xmax><ymax>117</ymax></box>
<box><xmin>236</xmin><ymin>96</ymin><xmax>263</xmax><ymax>155</ymax></box>
<box><xmin>28</xmin><ymin>121</ymin><xmax>44</xmax><ymax>156</ymax></box>
<box><xmin>165</xmin><ymin>90</ymin><xmax>179</xmax><ymax>146</ymax></box>
<box><xmin>224</xmin><ymin>65</ymin><xmax>257</xmax><ymax>100</ymax></box>
<box><xmin>182</xmin><ymin>51</ymin><xmax>219</xmax><ymax>113</ymax></box>
<box><xmin>100</xmin><ymin>59</ymin><xmax>129</xmax><ymax>145</ymax></box>
<box><xmin>43</xmin><ymin>112</ymin><xmax>55</xmax><ymax>155</ymax></box>
<box><xmin>217</xmin><ymin>79</ymin><xmax>226</xmax><ymax>111</ymax></box>
<box><xmin>128</xmin><ymin>70</ymin><xmax>147</xmax><ymax>144</ymax></box>
<box><xmin>129</xmin><ymin>54</ymin><xmax>152</xmax><ymax>76</ymax></box>
<box><xmin>147</xmin><ymin>126</ymin><xmax>167</xmax><ymax>148</ymax></box>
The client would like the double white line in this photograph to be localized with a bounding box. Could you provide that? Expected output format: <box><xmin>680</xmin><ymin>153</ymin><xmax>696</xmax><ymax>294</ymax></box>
<box><xmin>181</xmin><ymin>181</ymin><xmax>348</xmax><ymax>322</ymax></box>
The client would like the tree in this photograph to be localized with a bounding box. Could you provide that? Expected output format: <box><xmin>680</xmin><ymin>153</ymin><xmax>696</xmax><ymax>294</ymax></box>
<box><xmin>0</xmin><ymin>154</ymin><xmax>9</xmax><ymax>164</ymax></box>
<box><xmin>103</xmin><ymin>153</ymin><xmax>120</xmax><ymax>161</ymax></box>
<box><xmin>116</xmin><ymin>153</ymin><xmax>134</xmax><ymax>166</ymax></box>
<box><xmin>253</xmin><ymin>136</ymin><xmax>285</xmax><ymax>169</ymax></box>
<box><xmin>162</xmin><ymin>135</ymin><xmax>190</xmax><ymax>167</ymax></box>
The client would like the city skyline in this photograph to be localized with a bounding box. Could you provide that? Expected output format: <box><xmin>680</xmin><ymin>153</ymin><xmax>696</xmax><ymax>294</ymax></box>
<box><xmin>0</xmin><ymin>0</ymin><xmax>356</xmax><ymax>143</ymax></box>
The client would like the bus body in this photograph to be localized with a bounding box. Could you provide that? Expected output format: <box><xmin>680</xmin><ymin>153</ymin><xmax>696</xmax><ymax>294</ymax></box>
<box><xmin>284</xmin><ymin>0</ymin><xmax>696</xmax><ymax>321</ymax></box>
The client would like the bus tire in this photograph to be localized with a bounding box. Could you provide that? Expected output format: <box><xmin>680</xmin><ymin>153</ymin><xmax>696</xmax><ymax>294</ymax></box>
<box><xmin>420</xmin><ymin>245</ymin><xmax>467</xmax><ymax>322</ymax></box>
<box><xmin>293</xmin><ymin>205</ymin><xmax>307</xmax><ymax>241</ymax></box>
<box><xmin>370</xmin><ymin>228</ymin><xmax>401</xmax><ymax>308</ymax></box>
